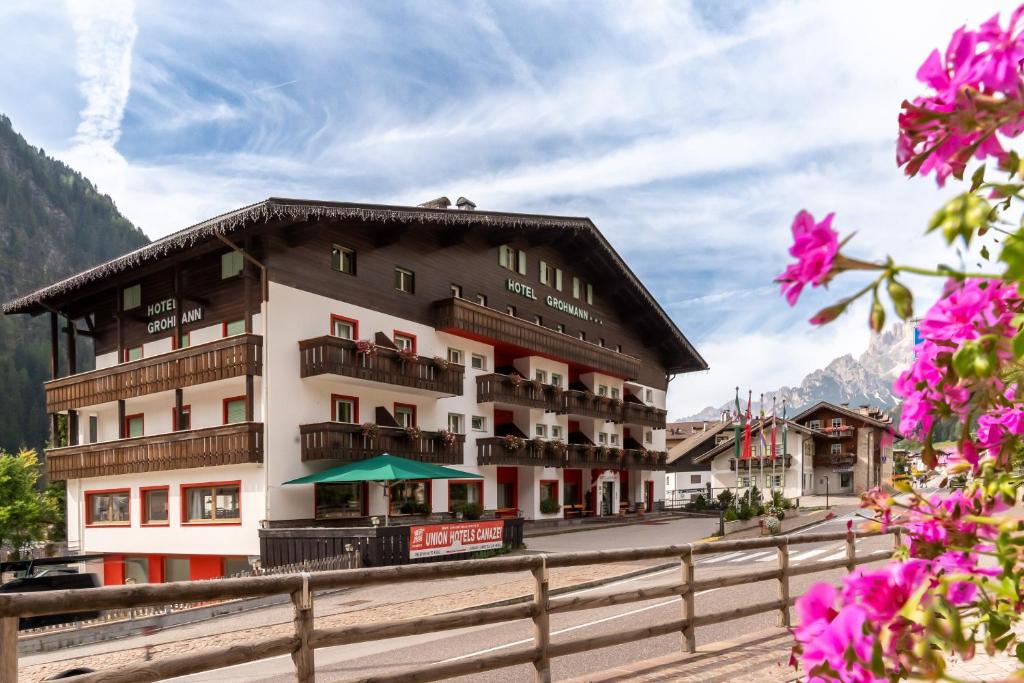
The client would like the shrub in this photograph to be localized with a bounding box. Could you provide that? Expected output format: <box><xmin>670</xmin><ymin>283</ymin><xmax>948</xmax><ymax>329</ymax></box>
<box><xmin>724</xmin><ymin>507</ymin><xmax>738</xmax><ymax>522</ymax></box>
<box><xmin>540</xmin><ymin>498</ymin><xmax>561</xmax><ymax>515</ymax></box>
<box><xmin>692</xmin><ymin>493</ymin><xmax>707</xmax><ymax>511</ymax></box>
<box><xmin>737</xmin><ymin>503</ymin><xmax>753</xmax><ymax>521</ymax></box>
<box><xmin>716</xmin><ymin>489</ymin><xmax>735</xmax><ymax>509</ymax></box>
<box><xmin>452</xmin><ymin>502</ymin><xmax>484</xmax><ymax>520</ymax></box>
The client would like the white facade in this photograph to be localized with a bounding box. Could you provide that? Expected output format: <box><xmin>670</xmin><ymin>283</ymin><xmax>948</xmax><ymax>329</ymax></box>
<box><xmin>704</xmin><ymin>428</ymin><xmax>808</xmax><ymax>500</ymax></box>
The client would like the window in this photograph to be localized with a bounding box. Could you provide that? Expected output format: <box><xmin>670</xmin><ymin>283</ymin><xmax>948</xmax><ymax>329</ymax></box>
<box><xmin>598</xmin><ymin>385</ymin><xmax>608</xmax><ymax>397</ymax></box>
<box><xmin>766</xmin><ymin>474</ymin><xmax>783</xmax><ymax>488</ymax></box>
<box><xmin>586</xmin><ymin>283</ymin><xmax>594</xmax><ymax>305</ymax></box>
<box><xmin>536</xmin><ymin>424</ymin><xmax>547</xmax><ymax>438</ymax></box>
<box><xmin>124</xmin><ymin>345</ymin><xmax>143</xmax><ymax>362</ymax></box>
<box><xmin>86</xmin><ymin>490</ymin><xmax>130</xmax><ymax>526</ymax></box>
<box><xmin>615</xmin><ymin>344</ymin><xmax>622</xmax><ymax>353</ymax></box>
<box><xmin>448</xmin><ymin>413</ymin><xmax>465</xmax><ymax>434</ymax></box>
<box><xmin>506</xmin><ymin>305</ymin><xmax>516</xmax><ymax>316</ymax></box>
<box><xmin>394</xmin><ymin>403</ymin><xmax>416</xmax><ymax>428</ymax></box>
<box><xmin>394</xmin><ymin>267</ymin><xmax>415</xmax><ymax>294</ymax></box>
<box><xmin>690</xmin><ymin>474</ymin><xmax>702</xmax><ymax>485</ymax></box>
<box><xmin>550</xmin><ymin>373</ymin><xmax>562</xmax><ymax>387</ymax></box>
<box><xmin>535</xmin><ymin>370</ymin><xmax>547</xmax><ymax>383</ymax></box>
<box><xmin>221</xmin><ymin>250</ymin><xmax>243</xmax><ymax>279</ymax></box>
<box><xmin>450</xmin><ymin>284</ymin><xmax>462</xmax><ymax>298</ymax></box>
<box><xmin>476</xmin><ymin>293</ymin><xmax>488</xmax><ymax>306</ymax></box>
<box><xmin>572</xmin><ymin>277</ymin><xmax>582</xmax><ymax>300</ymax></box>
<box><xmin>224</xmin><ymin>557</ymin><xmax>250</xmax><ymax>576</ymax></box>
<box><xmin>125</xmin><ymin>556</ymin><xmax>150</xmax><ymax>584</ymax></box>
<box><xmin>447</xmin><ymin>348</ymin><xmax>464</xmax><ymax>365</ymax></box>
<box><xmin>598</xmin><ymin>432</ymin><xmax>608</xmax><ymax>445</ymax></box>
<box><xmin>644</xmin><ymin>430</ymin><xmax>653</xmax><ymax>444</ymax></box>
<box><xmin>223</xmin><ymin>319</ymin><xmax>245</xmax><ymax>337</ymax></box>
<box><xmin>611</xmin><ymin>387</ymin><xmax>620</xmax><ymax>399</ymax></box>
<box><xmin>598</xmin><ymin>338</ymin><xmax>605</xmax><ymax>347</ymax></box>
<box><xmin>554</xmin><ymin>268</ymin><xmax>563</xmax><ymax>291</ymax></box>
<box><xmin>471</xmin><ymin>415</ymin><xmax>487</xmax><ymax>431</ymax></box>
<box><xmin>498</xmin><ymin>245</ymin><xmax>527</xmax><ymax>275</ymax></box>
<box><xmin>88</xmin><ymin>415</ymin><xmax>98</xmax><ymax>443</ymax></box>
<box><xmin>448</xmin><ymin>481</ymin><xmax>482</xmax><ymax>511</ymax></box>
<box><xmin>556</xmin><ymin>323</ymin><xmax>565</xmax><ymax>334</ymax></box>
<box><xmin>738</xmin><ymin>475</ymin><xmax>752</xmax><ymax>487</ymax></box>
<box><xmin>808</xmin><ymin>419</ymin><xmax>822</xmax><ymax>429</ymax></box>
<box><xmin>172</xmin><ymin>405</ymin><xmax>191</xmax><ymax>431</ymax></box>
<box><xmin>122</xmin><ymin>284</ymin><xmax>141</xmax><ymax>310</ymax></box>
<box><xmin>471</xmin><ymin>354</ymin><xmax>487</xmax><ymax>371</ymax></box>
<box><xmin>164</xmin><ymin>557</ymin><xmax>190</xmax><ymax>583</ymax></box>
<box><xmin>223</xmin><ymin>396</ymin><xmax>247</xmax><ymax>424</ymax></box>
<box><xmin>645</xmin><ymin>389</ymin><xmax>654</xmax><ymax>403</ymax></box>
<box><xmin>142</xmin><ymin>487</ymin><xmax>169</xmax><ymax>525</ymax></box>
<box><xmin>393</xmin><ymin>331</ymin><xmax>416</xmax><ymax>352</ymax></box>
<box><xmin>578</xmin><ymin>331</ymin><xmax>586</xmax><ymax>341</ymax></box>
<box><xmin>551</xmin><ymin>425</ymin><xmax>562</xmax><ymax>440</ymax></box>
<box><xmin>533</xmin><ymin>314</ymin><xmax>543</xmax><ymax>325</ymax></box>
<box><xmin>540</xmin><ymin>261</ymin><xmax>551</xmax><ymax>285</ymax></box>
<box><xmin>183</xmin><ymin>482</ymin><xmax>241</xmax><ymax>523</ymax></box>
<box><xmin>831</xmin><ymin>418</ymin><xmax>843</xmax><ymax>429</ymax></box>
<box><xmin>174</xmin><ymin>332</ymin><xmax>190</xmax><ymax>350</ymax></box>
<box><xmin>715</xmin><ymin>433</ymin><xmax>731</xmax><ymax>445</ymax></box>
<box><xmin>316</xmin><ymin>482</ymin><xmax>364</xmax><ymax>519</ymax></box>
<box><xmin>331</xmin><ymin>245</ymin><xmax>356</xmax><ymax>275</ymax></box>
<box><xmin>610</xmin><ymin>433</ymin><xmax>620</xmax><ymax>446</ymax></box>
<box><xmin>331</xmin><ymin>315</ymin><xmax>357</xmax><ymax>340</ymax></box>
<box><xmin>332</xmin><ymin>395</ymin><xmax>358</xmax><ymax>423</ymax></box>
<box><xmin>830</xmin><ymin>443</ymin><xmax>843</xmax><ymax>454</ymax></box>
<box><xmin>390</xmin><ymin>480</ymin><xmax>430</xmax><ymax>515</ymax></box>
<box><xmin>840</xmin><ymin>472</ymin><xmax>853</xmax><ymax>488</ymax></box>
<box><xmin>539</xmin><ymin>480</ymin><xmax>559</xmax><ymax>506</ymax></box>
<box><xmin>124</xmin><ymin>413</ymin><xmax>144</xmax><ymax>439</ymax></box>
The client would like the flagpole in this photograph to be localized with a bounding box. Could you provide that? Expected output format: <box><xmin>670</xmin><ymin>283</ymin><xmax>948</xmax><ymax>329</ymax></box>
<box><xmin>734</xmin><ymin>387</ymin><xmax>742</xmax><ymax>506</ymax></box>
<box><xmin>771</xmin><ymin>396</ymin><xmax>777</xmax><ymax>501</ymax></box>
<box><xmin>782</xmin><ymin>399</ymin><xmax>789</xmax><ymax>497</ymax></box>
<box><xmin>759</xmin><ymin>393</ymin><xmax>765</xmax><ymax>507</ymax></box>
<box><xmin>747</xmin><ymin>390</ymin><xmax>753</xmax><ymax>507</ymax></box>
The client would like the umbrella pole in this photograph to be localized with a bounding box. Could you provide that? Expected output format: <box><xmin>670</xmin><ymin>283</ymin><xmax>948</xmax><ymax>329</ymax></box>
<box><xmin>384</xmin><ymin>482</ymin><xmax>389</xmax><ymax>527</ymax></box>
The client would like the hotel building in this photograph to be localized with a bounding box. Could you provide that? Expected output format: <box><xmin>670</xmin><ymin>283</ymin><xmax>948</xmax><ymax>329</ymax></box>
<box><xmin>2</xmin><ymin>197</ymin><xmax>706</xmax><ymax>583</ymax></box>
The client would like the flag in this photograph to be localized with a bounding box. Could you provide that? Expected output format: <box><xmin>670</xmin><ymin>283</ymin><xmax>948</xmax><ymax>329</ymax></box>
<box><xmin>758</xmin><ymin>395</ymin><xmax>767</xmax><ymax>456</ymax></box>
<box><xmin>782</xmin><ymin>399</ymin><xmax>788</xmax><ymax>456</ymax></box>
<box><xmin>733</xmin><ymin>387</ymin><xmax>743</xmax><ymax>461</ymax></box>
<box><xmin>770</xmin><ymin>397</ymin><xmax>778</xmax><ymax>460</ymax></box>
<box><xmin>741</xmin><ymin>391</ymin><xmax>753</xmax><ymax>460</ymax></box>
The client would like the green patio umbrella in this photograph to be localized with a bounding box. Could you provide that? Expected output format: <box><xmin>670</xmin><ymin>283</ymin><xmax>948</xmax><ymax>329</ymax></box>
<box><xmin>284</xmin><ymin>453</ymin><xmax>483</xmax><ymax>526</ymax></box>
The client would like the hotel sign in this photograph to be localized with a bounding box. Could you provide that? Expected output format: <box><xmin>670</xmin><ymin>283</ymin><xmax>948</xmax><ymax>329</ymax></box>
<box><xmin>506</xmin><ymin>278</ymin><xmax>592</xmax><ymax>321</ymax></box>
<box><xmin>145</xmin><ymin>298</ymin><xmax>204</xmax><ymax>334</ymax></box>
<box><xmin>409</xmin><ymin>520</ymin><xmax>504</xmax><ymax>559</ymax></box>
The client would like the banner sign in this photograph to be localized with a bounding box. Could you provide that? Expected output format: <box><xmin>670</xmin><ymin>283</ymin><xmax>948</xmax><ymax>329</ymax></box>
<box><xmin>408</xmin><ymin>520</ymin><xmax>504</xmax><ymax>559</ymax></box>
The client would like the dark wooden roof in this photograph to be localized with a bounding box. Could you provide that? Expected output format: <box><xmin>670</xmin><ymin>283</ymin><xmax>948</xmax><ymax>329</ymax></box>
<box><xmin>2</xmin><ymin>197</ymin><xmax>707</xmax><ymax>374</ymax></box>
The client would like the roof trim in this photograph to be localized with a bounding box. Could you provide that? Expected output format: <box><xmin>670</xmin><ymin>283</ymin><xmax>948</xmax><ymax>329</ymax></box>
<box><xmin>2</xmin><ymin>197</ymin><xmax>707</xmax><ymax>373</ymax></box>
<box><xmin>665</xmin><ymin>421</ymin><xmax>732</xmax><ymax>465</ymax></box>
<box><xmin>790</xmin><ymin>400</ymin><xmax>897</xmax><ymax>432</ymax></box>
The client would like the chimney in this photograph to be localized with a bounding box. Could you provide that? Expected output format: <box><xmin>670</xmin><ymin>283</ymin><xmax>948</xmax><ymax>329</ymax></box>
<box><xmin>456</xmin><ymin>196</ymin><xmax>477</xmax><ymax>211</ymax></box>
<box><xmin>418</xmin><ymin>196</ymin><xmax>451</xmax><ymax>209</ymax></box>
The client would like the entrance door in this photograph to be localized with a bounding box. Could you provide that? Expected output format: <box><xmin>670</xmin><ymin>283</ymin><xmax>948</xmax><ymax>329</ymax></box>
<box><xmin>643</xmin><ymin>481</ymin><xmax>654</xmax><ymax>512</ymax></box>
<box><xmin>600</xmin><ymin>481</ymin><xmax>614</xmax><ymax>516</ymax></box>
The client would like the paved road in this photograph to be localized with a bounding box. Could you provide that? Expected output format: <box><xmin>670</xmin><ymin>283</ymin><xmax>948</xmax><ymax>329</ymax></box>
<box><xmin>171</xmin><ymin>511</ymin><xmax>889</xmax><ymax>682</ymax></box>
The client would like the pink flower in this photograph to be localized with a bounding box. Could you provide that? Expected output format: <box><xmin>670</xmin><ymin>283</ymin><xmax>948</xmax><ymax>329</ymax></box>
<box><xmin>975</xmin><ymin>8</ymin><xmax>1024</xmax><ymax>93</ymax></box>
<box><xmin>777</xmin><ymin>210</ymin><xmax>840</xmax><ymax>305</ymax></box>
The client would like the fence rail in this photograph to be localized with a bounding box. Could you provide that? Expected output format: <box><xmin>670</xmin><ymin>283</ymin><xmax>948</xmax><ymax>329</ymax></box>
<box><xmin>0</xmin><ymin>527</ymin><xmax>900</xmax><ymax>683</ymax></box>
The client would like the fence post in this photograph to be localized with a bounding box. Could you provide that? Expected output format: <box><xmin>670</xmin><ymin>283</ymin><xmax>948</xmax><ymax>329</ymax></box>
<box><xmin>845</xmin><ymin>528</ymin><xmax>856</xmax><ymax>573</ymax></box>
<box><xmin>681</xmin><ymin>546</ymin><xmax>696</xmax><ymax>653</ymax></box>
<box><xmin>893</xmin><ymin>527</ymin><xmax>902</xmax><ymax>551</ymax></box>
<box><xmin>532</xmin><ymin>558</ymin><xmax>550</xmax><ymax>683</ymax></box>
<box><xmin>1</xmin><ymin>616</ymin><xmax>17</xmax><ymax>683</ymax></box>
<box><xmin>777</xmin><ymin>537</ymin><xmax>791</xmax><ymax>627</ymax></box>
<box><xmin>291</xmin><ymin>572</ymin><xmax>315</xmax><ymax>683</ymax></box>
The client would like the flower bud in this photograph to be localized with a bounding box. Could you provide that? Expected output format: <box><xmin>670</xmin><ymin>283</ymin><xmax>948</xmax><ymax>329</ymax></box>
<box><xmin>870</xmin><ymin>298</ymin><xmax>886</xmax><ymax>332</ymax></box>
<box><xmin>887</xmin><ymin>279</ymin><xmax>914</xmax><ymax>320</ymax></box>
<box><xmin>809</xmin><ymin>298</ymin><xmax>851</xmax><ymax>325</ymax></box>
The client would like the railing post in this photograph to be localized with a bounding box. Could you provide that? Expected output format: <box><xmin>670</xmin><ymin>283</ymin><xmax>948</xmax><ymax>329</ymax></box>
<box><xmin>893</xmin><ymin>527</ymin><xmax>902</xmax><ymax>551</ymax></box>
<box><xmin>1</xmin><ymin>616</ymin><xmax>17</xmax><ymax>683</ymax></box>
<box><xmin>845</xmin><ymin>528</ymin><xmax>856</xmax><ymax>573</ymax></box>
<box><xmin>291</xmin><ymin>573</ymin><xmax>315</xmax><ymax>683</ymax></box>
<box><xmin>681</xmin><ymin>546</ymin><xmax>696</xmax><ymax>653</ymax></box>
<box><xmin>532</xmin><ymin>559</ymin><xmax>551</xmax><ymax>682</ymax></box>
<box><xmin>777</xmin><ymin>537</ymin><xmax>791</xmax><ymax>627</ymax></box>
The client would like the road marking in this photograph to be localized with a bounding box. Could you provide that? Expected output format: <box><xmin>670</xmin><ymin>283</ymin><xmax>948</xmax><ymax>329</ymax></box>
<box><xmin>730</xmin><ymin>551</ymin><xmax>772</xmax><ymax>562</ymax></box>
<box><xmin>698</xmin><ymin>551</ymin><xmax>744</xmax><ymax>564</ymax></box>
<box><xmin>789</xmin><ymin>547</ymin><xmax>832</xmax><ymax>563</ymax></box>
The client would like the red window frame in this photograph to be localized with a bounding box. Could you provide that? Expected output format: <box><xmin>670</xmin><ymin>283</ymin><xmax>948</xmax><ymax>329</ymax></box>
<box><xmin>539</xmin><ymin>479</ymin><xmax>559</xmax><ymax>505</ymax></box>
<box><xmin>496</xmin><ymin>466</ymin><xmax>518</xmax><ymax>518</ymax></box>
<box><xmin>222</xmin><ymin>395</ymin><xmax>247</xmax><ymax>424</ymax></box>
<box><xmin>85</xmin><ymin>488</ymin><xmax>131</xmax><ymax>527</ymax></box>
<box><xmin>392</xmin><ymin>330</ymin><xmax>417</xmax><ymax>353</ymax></box>
<box><xmin>447</xmin><ymin>480</ymin><xmax>483</xmax><ymax>512</ymax></box>
<box><xmin>171</xmin><ymin>331</ymin><xmax>191</xmax><ymax>350</ymax></box>
<box><xmin>123</xmin><ymin>413</ymin><xmax>144</xmax><ymax>438</ymax></box>
<box><xmin>140</xmin><ymin>485</ymin><xmax>171</xmax><ymax>526</ymax></box>
<box><xmin>123</xmin><ymin>346</ymin><xmax>143</xmax><ymax>363</ymax></box>
<box><xmin>171</xmin><ymin>404</ymin><xmax>192</xmax><ymax>431</ymax></box>
<box><xmin>393</xmin><ymin>402</ymin><xmax>417</xmax><ymax>428</ymax></box>
<box><xmin>331</xmin><ymin>394</ymin><xmax>359</xmax><ymax>423</ymax></box>
<box><xmin>221</xmin><ymin>320</ymin><xmax>245</xmax><ymax>338</ymax></box>
<box><xmin>180</xmin><ymin>480</ymin><xmax>242</xmax><ymax>526</ymax></box>
<box><xmin>330</xmin><ymin>314</ymin><xmax>359</xmax><ymax>339</ymax></box>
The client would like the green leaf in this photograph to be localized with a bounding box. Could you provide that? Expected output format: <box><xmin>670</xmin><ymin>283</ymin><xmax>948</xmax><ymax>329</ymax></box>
<box><xmin>953</xmin><ymin>343</ymin><xmax>978</xmax><ymax>378</ymax></box>
<box><xmin>927</xmin><ymin>193</ymin><xmax>993</xmax><ymax>247</ymax></box>
<box><xmin>998</xmin><ymin>229</ymin><xmax>1024</xmax><ymax>280</ymax></box>
<box><xmin>981</xmin><ymin>244</ymin><xmax>990</xmax><ymax>260</ymax></box>
<box><xmin>971</xmin><ymin>164</ymin><xmax>986</xmax><ymax>192</ymax></box>
<box><xmin>1014</xmin><ymin>642</ymin><xmax>1024</xmax><ymax>664</ymax></box>
<box><xmin>1013</xmin><ymin>330</ymin><xmax>1024</xmax><ymax>359</ymax></box>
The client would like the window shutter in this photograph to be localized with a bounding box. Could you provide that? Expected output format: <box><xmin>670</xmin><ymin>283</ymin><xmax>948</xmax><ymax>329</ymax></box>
<box><xmin>517</xmin><ymin>250</ymin><xmax>527</xmax><ymax>275</ymax></box>
<box><xmin>555</xmin><ymin>269</ymin><xmax>562</xmax><ymax>291</ymax></box>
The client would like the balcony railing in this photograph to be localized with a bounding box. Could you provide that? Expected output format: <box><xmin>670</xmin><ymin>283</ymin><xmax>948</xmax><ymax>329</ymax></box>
<box><xmin>728</xmin><ymin>456</ymin><xmax>794</xmax><ymax>470</ymax></box>
<box><xmin>477</xmin><ymin>437</ymin><xmax>667</xmax><ymax>471</ymax></box>
<box><xmin>476</xmin><ymin>373</ymin><xmax>562</xmax><ymax>411</ymax></box>
<box><xmin>44</xmin><ymin>334</ymin><xmax>263</xmax><ymax>413</ymax></box>
<box><xmin>558</xmin><ymin>391</ymin><xmax>668</xmax><ymax>429</ymax></box>
<box><xmin>298</xmin><ymin>336</ymin><xmax>464</xmax><ymax>396</ymax></box>
<box><xmin>621</xmin><ymin>400</ymin><xmax>668</xmax><ymax>429</ymax></box>
<box><xmin>815</xmin><ymin>453</ymin><xmax>857</xmax><ymax>468</ymax></box>
<box><xmin>435</xmin><ymin>297</ymin><xmax>642</xmax><ymax>380</ymax></box>
<box><xmin>813</xmin><ymin>425</ymin><xmax>855</xmax><ymax>438</ymax></box>
<box><xmin>46</xmin><ymin>422</ymin><xmax>264</xmax><ymax>480</ymax></box>
<box><xmin>300</xmin><ymin>422</ymin><xmax>464</xmax><ymax>465</ymax></box>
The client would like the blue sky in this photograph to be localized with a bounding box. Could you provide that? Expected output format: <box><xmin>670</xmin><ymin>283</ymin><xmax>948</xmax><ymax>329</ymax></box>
<box><xmin>0</xmin><ymin>1</ymin><xmax>1008</xmax><ymax>417</ymax></box>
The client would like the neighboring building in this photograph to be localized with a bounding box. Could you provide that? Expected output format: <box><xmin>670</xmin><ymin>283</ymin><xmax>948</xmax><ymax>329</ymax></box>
<box><xmin>792</xmin><ymin>402</ymin><xmax>899</xmax><ymax>495</ymax></box>
<box><xmin>664</xmin><ymin>419</ymin><xmax>730</xmax><ymax>500</ymax></box>
<box><xmin>692</xmin><ymin>418</ymin><xmax>813</xmax><ymax>500</ymax></box>
<box><xmin>2</xmin><ymin>197</ymin><xmax>706</xmax><ymax>584</ymax></box>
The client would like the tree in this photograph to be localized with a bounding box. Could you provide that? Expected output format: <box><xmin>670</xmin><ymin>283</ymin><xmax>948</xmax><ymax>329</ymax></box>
<box><xmin>0</xmin><ymin>449</ymin><xmax>59</xmax><ymax>559</ymax></box>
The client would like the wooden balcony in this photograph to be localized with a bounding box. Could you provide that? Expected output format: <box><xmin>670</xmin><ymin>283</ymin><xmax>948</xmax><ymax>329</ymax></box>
<box><xmin>434</xmin><ymin>297</ymin><xmax>642</xmax><ymax>380</ymax></box>
<box><xmin>46</xmin><ymin>422</ymin><xmax>264</xmax><ymax>480</ymax></box>
<box><xmin>814</xmin><ymin>453</ymin><xmax>857</xmax><ymax>468</ymax></box>
<box><xmin>558</xmin><ymin>392</ymin><xmax>668</xmax><ymax>429</ymax></box>
<box><xmin>45</xmin><ymin>334</ymin><xmax>263</xmax><ymax>413</ymax></box>
<box><xmin>728</xmin><ymin>456</ymin><xmax>794</xmax><ymax>470</ymax></box>
<box><xmin>298</xmin><ymin>336</ymin><xmax>464</xmax><ymax>396</ymax></box>
<box><xmin>477</xmin><ymin>437</ymin><xmax>667</xmax><ymax>471</ymax></box>
<box><xmin>300</xmin><ymin>422</ymin><xmax>465</xmax><ymax>465</ymax></box>
<box><xmin>621</xmin><ymin>401</ymin><xmax>667</xmax><ymax>429</ymax></box>
<box><xmin>476</xmin><ymin>373</ymin><xmax>561</xmax><ymax>411</ymax></box>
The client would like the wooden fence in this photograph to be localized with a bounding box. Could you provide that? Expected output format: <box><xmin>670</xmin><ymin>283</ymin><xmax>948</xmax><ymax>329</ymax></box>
<box><xmin>0</xmin><ymin>526</ymin><xmax>899</xmax><ymax>683</ymax></box>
